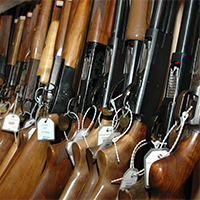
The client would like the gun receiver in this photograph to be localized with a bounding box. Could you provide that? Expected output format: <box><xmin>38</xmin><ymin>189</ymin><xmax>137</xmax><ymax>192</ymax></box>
<box><xmin>50</xmin><ymin>0</ymin><xmax>92</xmax><ymax>115</ymax></box>
<box><xmin>125</xmin><ymin>0</ymin><xmax>178</xmax><ymax>126</ymax></box>
<box><xmin>146</xmin><ymin>0</ymin><xmax>200</xmax><ymax>147</ymax></box>
<box><xmin>73</xmin><ymin>0</ymin><xmax>116</xmax><ymax>117</ymax></box>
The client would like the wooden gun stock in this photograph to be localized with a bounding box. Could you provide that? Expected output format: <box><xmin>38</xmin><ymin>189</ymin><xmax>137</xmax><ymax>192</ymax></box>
<box><xmin>149</xmin><ymin>127</ymin><xmax>200</xmax><ymax>199</ymax></box>
<box><xmin>88</xmin><ymin>120</ymin><xmax>147</xmax><ymax>199</ymax></box>
<box><xmin>0</xmin><ymin>114</ymin><xmax>58</xmax><ymax>199</ymax></box>
<box><xmin>126</xmin><ymin>0</ymin><xmax>151</xmax><ymax>41</ymax></box>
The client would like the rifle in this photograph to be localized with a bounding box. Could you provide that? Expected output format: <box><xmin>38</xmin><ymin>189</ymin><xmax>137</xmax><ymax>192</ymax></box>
<box><xmin>146</xmin><ymin>0</ymin><xmax>200</xmax><ymax>148</ymax></box>
<box><xmin>49</xmin><ymin>0</ymin><xmax>92</xmax><ymax>115</ymax></box>
<box><xmin>0</xmin><ymin>14</ymin><xmax>13</xmax><ymax>87</ymax></box>
<box><xmin>87</xmin><ymin>1</ymin><xmax>178</xmax><ymax>199</ymax></box>
<box><xmin>0</xmin><ymin>113</ymin><xmax>59</xmax><ymax>199</ymax></box>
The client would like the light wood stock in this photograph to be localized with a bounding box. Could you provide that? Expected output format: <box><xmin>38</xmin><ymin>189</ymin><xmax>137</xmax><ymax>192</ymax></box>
<box><xmin>54</xmin><ymin>0</ymin><xmax>72</xmax><ymax>56</ymax></box>
<box><xmin>0</xmin><ymin>114</ymin><xmax>58</xmax><ymax>199</ymax></box>
<box><xmin>7</xmin><ymin>16</ymin><xmax>25</xmax><ymax>66</ymax></box>
<box><xmin>126</xmin><ymin>0</ymin><xmax>152</xmax><ymax>41</ymax></box>
<box><xmin>87</xmin><ymin>0</ymin><xmax>116</xmax><ymax>45</ymax></box>
<box><xmin>62</xmin><ymin>0</ymin><xmax>91</xmax><ymax>68</ymax></box>
<box><xmin>88</xmin><ymin>120</ymin><xmax>147</xmax><ymax>200</ymax></box>
<box><xmin>149</xmin><ymin>128</ymin><xmax>200</xmax><ymax>200</ymax></box>
<box><xmin>37</xmin><ymin>20</ymin><xmax>59</xmax><ymax>84</ymax></box>
<box><xmin>59</xmin><ymin>118</ymin><xmax>111</xmax><ymax>200</ymax></box>
<box><xmin>0</xmin><ymin>15</ymin><xmax>12</xmax><ymax>57</ymax></box>
<box><xmin>30</xmin><ymin>0</ymin><xmax>53</xmax><ymax>60</ymax></box>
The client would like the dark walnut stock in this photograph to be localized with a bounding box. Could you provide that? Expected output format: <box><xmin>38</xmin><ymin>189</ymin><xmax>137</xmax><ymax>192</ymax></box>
<box><xmin>149</xmin><ymin>128</ymin><xmax>200</xmax><ymax>200</ymax></box>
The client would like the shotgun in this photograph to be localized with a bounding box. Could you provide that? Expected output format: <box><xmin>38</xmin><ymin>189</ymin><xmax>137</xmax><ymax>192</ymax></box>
<box><xmin>87</xmin><ymin>1</ymin><xmax>178</xmax><ymax>199</ymax></box>
<box><xmin>49</xmin><ymin>0</ymin><xmax>92</xmax><ymax>115</ymax></box>
<box><xmin>146</xmin><ymin>0</ymin><xmax>200</xmax><ymax>148</ymax></box>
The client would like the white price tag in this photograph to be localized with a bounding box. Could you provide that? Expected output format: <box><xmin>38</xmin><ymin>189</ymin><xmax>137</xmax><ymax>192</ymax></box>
<box><xmin>144</xmin><ymin>148</ymin><xmax>168</xmax><ymax>188</ymax></box>
<box><xmin>120</xmin><ymin>167</ymin><xmax>138</xmax><ymax>189</ymax></box>
<box><xmin>2</xmin><ymin>113</ymin><xmax>20</xmax><ymax>132</ymax></box>
<box><xmin>28</xmin><ymin>127</ymin><xmax>36</xmax><ymax>140</ymax></box>
<box><xmin>97</xmin><ymin>125</ymin><xmax>114</xmax><ymax>145</ymax></box>
<box><xmin>37</xmin><ymin>118</ymin><xmax>55</xmax><ymax>141</ymax></box>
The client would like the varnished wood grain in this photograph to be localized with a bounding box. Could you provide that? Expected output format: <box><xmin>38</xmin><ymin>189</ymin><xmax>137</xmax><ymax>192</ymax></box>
<box><xmin>62</xmin><ymin>0</ymin><xmax>91</xmax><ymax>68</ymax></box>
<box><xmin>149</xmin><ymin>129</ymin><xmax>200</xmax><ymax>200</ymax></box>
<box><xmin>87</xmin><ymin>0</ymin><xmax>116</xmax><ymax>45</ymax></box>
<box><xmin>37</xmin><ymin>20</ymin><xmax>59</xmax><ymax>84</ymax></box>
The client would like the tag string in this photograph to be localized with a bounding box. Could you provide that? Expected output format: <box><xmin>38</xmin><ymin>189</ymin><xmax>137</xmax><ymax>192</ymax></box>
<box><xmin>130</xmin><ymin>139</ymin><xmax>147</xmax><ymax>168</ymax></box>
<box><xmin>112</xmin><ymin>104</ymin><xmax>133</xmax><ymax>164</ymax></box>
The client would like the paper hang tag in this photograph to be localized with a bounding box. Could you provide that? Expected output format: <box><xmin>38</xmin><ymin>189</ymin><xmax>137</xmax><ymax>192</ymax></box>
<box><xmin>144</xmin><ymin>148</ymin><xmax>168</xmax><ymax>189</ymax></box>
<box><xmin>65</xmin><ymin>128</ymin><xmax>90</xmax><ymax>166</ymax></box>
<box><xmin>28</xmin><ymin>126</ymin><xmax>36</xmax><ymax>140</ymax></box>
<box><xmin>93</xmin><ymin>131</ymin><xmax>121</xmax><ymax>159</ymax></box>
<box><xmin>37</xmin><ymin>117</ymin><xmax>55</xmax><ymax>141</ymax></box>
<box><xmin>97</xmin><ymin>125</ymin><xmax>114</xmax><ymax>146</ymax></box>
<box><xmin>23</xmin><ymin>118</ymin><xmax>36</xmax><ymax>129</ymax></box>
<box><xmin>2</xmin><ymin>113</ymin><xmax>20</xmax><ymax>132</ymax></box>
<box><xmin>119</xmin><ymin>167</ymin><xmax>139</xmax><ymax>189</ymax></box>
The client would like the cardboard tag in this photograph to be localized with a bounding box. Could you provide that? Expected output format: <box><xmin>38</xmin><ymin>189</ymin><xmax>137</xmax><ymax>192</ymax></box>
<box><xmin>2</xmin><ymin>113</ymin><xmax>20</xmax><ymax>132</ymax></box>
<box><xmin>37</xmin><ymin>117</ymin><xmax>55</xmax><ymax>141</ymax></box>
<box><xmin>144</xmin><ymin>148</ymin><xmax>168</xmax><ymax>188</ymax></box>
<box><xmin>97</xmin><ymin>125</ymin><xmax>114</xmax><ymax>145</ymax></box>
